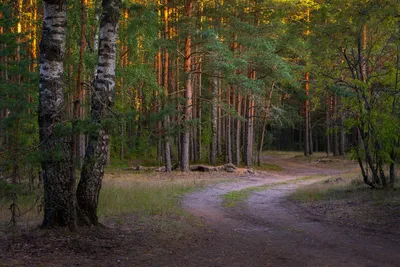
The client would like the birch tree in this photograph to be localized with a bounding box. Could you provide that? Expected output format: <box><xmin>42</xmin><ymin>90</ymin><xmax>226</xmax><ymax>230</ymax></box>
<box><xmin>39</xmin><ymin>0</ymin><xmax>76</xmax><ymax>228</ymax></box>
<box><xmin>77</xmin><ymin>0</ymin><xmax>121</xmax><ymax>225</ymax></box>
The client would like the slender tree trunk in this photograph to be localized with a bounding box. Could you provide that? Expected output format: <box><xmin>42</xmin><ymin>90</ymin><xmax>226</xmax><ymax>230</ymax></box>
<box><xmin>163</xmin><ymin>0</ymin><xmax>172</xmax><ymax>172</ymax></box>
<box><xmin>39</xmin><ymin>0</ymin><xmax>76</xmax><ymax>228</ymax></box>
<box><xmin>258</xmin><ymin>82</ymin><xmax>274</xmax><ymax>166</ymax></box>
<box><xmin>309</xmin><ymin>111</ymin><xmax>313</xmax><ymax>155</ymax></box>
<box><xmin>211</xmin><ymin>73</ymin><xmax>218</xmax><ymax>165</ymax></box>
<box><xmin>332</xmin><ymin>95</ymin><xmax>339</xmax><ymax>156</ymax></box>
<box><xmin>325</xmin><ymin>95</ymin><xmax>331</xmax><ymax>157</ymax></box>
<box><xmin>236</xmin><ymin>93</ymin><xmax>242</xmax><ymax>166</ymax></box>
<box><xmin>245</xmin><ymin>69</ymin><xmax>255</xmax><ymax>167</ymax></box>
<box><xmin>304</xmin><ymin>72</ymin><xmax>310</xmax><ymax>156</ymax></box>
<box><xmin>77</xmin><ymin>0</ymin><xmax>121</xmax><ymax>225</ymax></box>
<box><xmin>226</xmin><ymin>85</ymin><xmax>232</xmax><ymax>164</ymax></box>
<box><xmin>217</xmin><ymin>75</ymin><xmax>222</xmax><ymax>158</ymax></box>
<box><xmin>180</xmin><ymin>0</ymin><xmax>193</xmax><ymax>172</ymax></box>
<box><xmin>197</xmin><ymin>57</ymin><xmax>202</xmax><ymax>162</ymax></box>
<box><xmin>73</xmin><ymin>0</ymin><xmax>86</xmax><ymax>168</ymax></box>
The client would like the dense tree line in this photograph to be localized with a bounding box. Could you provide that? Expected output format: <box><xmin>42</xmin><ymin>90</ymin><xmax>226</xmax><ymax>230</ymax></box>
<box><xmin>0</xmin><ymin>0</ymin><xmax>399</xmax><ymax>227</ymax></box>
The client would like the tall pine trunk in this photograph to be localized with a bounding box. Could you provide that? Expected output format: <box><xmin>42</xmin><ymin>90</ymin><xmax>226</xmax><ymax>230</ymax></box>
<box><xmin>257</xmin><ymin>82</ymin><xmax>274</xmax><ymax>166</ymax></box>
<box><xmin>304</xmin><ymin>72</ymin><xmax>310</xmax><ymax>156</ymax></box>
<box><xmin>39</xmin><ymin>0</ymin><xmax>76</xmax><ymax>228</ymax></box>
<box><xmin>210</xmin><ymin>74</ymin><xmax>218</xmax><ymax>165</ymax></box>
<box><xmin>180</xmin><ymin>0</ymin><xmax>193</xmax><ymax>172</ymax></box>
<box><xmin>76</xmin><ymin>0</ymin><xmax>121</xmax><ymax>225</ymax></box>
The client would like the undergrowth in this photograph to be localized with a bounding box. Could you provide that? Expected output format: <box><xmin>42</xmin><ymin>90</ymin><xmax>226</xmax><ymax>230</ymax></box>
<box><xmin>99</xmin><ymin>173</ymin><xmax>231</xmax><ymax>217</ymax></box>
<box><xmin>290</xmin><ymin>174</ymin><xmax>400</xmax><ymax>205</ymax></box>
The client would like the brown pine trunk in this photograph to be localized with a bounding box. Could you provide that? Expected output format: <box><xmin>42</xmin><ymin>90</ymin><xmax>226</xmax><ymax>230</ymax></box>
<box><xmin>332</xmin><ymin>95</ymin><xmax>339</xmax><ymax>156</ymax></box>
<box><xmin>210</xmin><ymin>73</ymin><xmax>218</xmax><ymax>165</ymax></box>
<box><xmin>304</xmin><ymin>72</ymin><xmax>310</xmax><ymax>156</ymax></box>
<box><xmin>258</xmin><ymin>82</ymin><xmax>274</xmax><ymax>166</ymax></box>
<box><xmin>163</xmin><ymin>0</ymin><xmax>172</xmax><ymax>172</ymax></box>
<box><xmin>235</xmin><ymin>94</ymin><xmax>241</xmax><ymax>166</ymax></box>
<box><xmin>180</xmin><ymin>0</ymin><xmax>193</xmax><ymax>172</ymax></box>
<box><xmin>226</xmin><ymin>85</ymin><xmax>232</xmax><ymax>164</ymax></box>
<box><xmin>326</xmin><ymin>95</ymin><xmax>331</xmax><ymax>157</ymax></box>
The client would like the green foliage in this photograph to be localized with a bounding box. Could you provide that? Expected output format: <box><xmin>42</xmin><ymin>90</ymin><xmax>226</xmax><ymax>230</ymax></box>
<box><xmin>0</xmin><ymin>1</ymin><xmax>39</xmax><ymax>177</ymax></box>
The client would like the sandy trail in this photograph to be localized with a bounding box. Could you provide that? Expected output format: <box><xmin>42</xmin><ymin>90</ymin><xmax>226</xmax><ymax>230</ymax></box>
<box><xmin>178</xmin><ymin>156</ymin><xmax>400</xmax><ymax>267</ymax></box>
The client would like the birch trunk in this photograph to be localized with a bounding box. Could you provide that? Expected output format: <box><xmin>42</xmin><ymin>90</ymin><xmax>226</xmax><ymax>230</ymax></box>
<box><xmin>77</xmin><ymin>0</ymin><xmax>121</xmax><ymax>225</ymax></box>
<box><xmin>39</xmin><ymin>0</ymin><xmax>76</xmax><ymax>228</ymax></box>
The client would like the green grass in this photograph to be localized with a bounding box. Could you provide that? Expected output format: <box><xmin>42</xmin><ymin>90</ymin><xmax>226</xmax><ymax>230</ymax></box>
<box><xmin>221</xmin><ymin>174</ymin><xmax>327</xmax><ymax>208</ymax></box>
<box><xmin>290</xmin><ymin>173</ymin><xmax>400</xmax><ymax>204</ymax></box>
<box><xmin>98</xmin><ymin>174</ymin><xmax>231</xmax><ymax>217</ymax></box>
<box><xmin>254</xmin><ymin>163</ymin><xmax>283</xmax><ymax>171</ymax></box>
<box><xmin>221</xmin><ymin>184</ymin><xmax>271</xmax><ymax>208</ymax></box>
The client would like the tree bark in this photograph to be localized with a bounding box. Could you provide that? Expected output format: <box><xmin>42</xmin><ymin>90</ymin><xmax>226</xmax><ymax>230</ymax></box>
<box><xmin>210</xmin><ymin>73</ymin><xmax>218</xmax><ymax>165</ymax></box>
<box><xmin>304</xmin><ymin>72</ymin><xmax>310</xmax><ymax>156</ymax></box>
<box><xmin>73</xmin><ymin>0</ymin><xmax>86</xmax><ymax>169</ymax></box>
<box><xmin>258</xmin><ymin>82</ymin><xmax>274</xmax><ymax>166</ymax></box>
<box><xmin>325</xmin><ymin>95</ymin><xmax>331</xmax><ymax>157</ymax></box>
<box><xmin>76</xmin><ymin>0</ymin><xmax>121</xmax><ymax>225</ymax></box>
<box><xmin>180</xmin><ymin>0</ymin><xmax>193</xmax><ymax>172</ymax></box>
<box><xmin>236</xmin><ymin>93</ymin><xmax>242</xmax><ymax>166</ymax></box>
<box><xmin>39</xmin><ymin>0</ymin><xmax>76</xmax><ymax>228</ymax></box>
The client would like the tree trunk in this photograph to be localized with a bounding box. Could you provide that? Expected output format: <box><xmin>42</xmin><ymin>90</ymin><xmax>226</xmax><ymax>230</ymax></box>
<box><xmin>332</xmin><ymin>95</ymin><xmax>339</xmax><ymax>156</ymax></box>
<box><xmin>210</xmin><ymin>73</ymin><xmax>218</xmax><ymax>165</ymax></box>
<box><xmin>39</xmin><ymin>0</ymin><xmax>76</xmax><ymax>228</ymax></box>
<box><xmin>76</xmin><ymin>0</ymin><xmax>121</xmax><ymax>225</ymax></box>
<box><xmin>236</xmin><ymin>93</ymin><xmax>242</xmax><ymax>166</ymax></box>
<box><xmin>258</xmin><ymin>82</ymin><xmax>274</xmax><ymax>166</ymax></box>
<box><xmin>163</xmin><ymin>0</ymin><xmax>172</xmax><ymax>172</ymax></box>
<box><xmin>180</xmin><ymin>0</ymin><xmax>193</xmax><ymax>172</ymax></box>
<box><xmin>304</xmin><ymin>72</ymin><xmax>310</xmax><ymax>156</ymax></box>
<box><xmin>73</xmin><ymin>0</ymin><xmax>86</xmax><ymax>168</ymax></box>
<box><xmin>325</xmin><ymin>95</ymin><xmax>331</xmax><ymax>157</ymax></box>
<box><xmin>245</xmin><ymin>91</ymin><xmax>255</xmax><ymax>167</ymax></box>
<box><xmin>226</xmin><ymin>85</ymin><xmax>232</xmax><ymax>164</ymax></box>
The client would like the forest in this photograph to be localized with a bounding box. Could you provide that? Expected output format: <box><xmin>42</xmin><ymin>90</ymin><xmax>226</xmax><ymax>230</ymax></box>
<box><xmin>1</xmin><ymin>0</ymin><xmax>400</xmax><ymax>265</ymax></box>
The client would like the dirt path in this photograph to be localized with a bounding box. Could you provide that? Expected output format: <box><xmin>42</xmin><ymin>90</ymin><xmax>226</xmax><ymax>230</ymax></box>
<box><xmin>174</xmin><ymin>157</ymin><xmax>400</xmax><ymax>267</ymax></box>
<box><xmin>1</xmin><ymin>156</ymin><xmax>399</xmax><ymax>266</ymax></box>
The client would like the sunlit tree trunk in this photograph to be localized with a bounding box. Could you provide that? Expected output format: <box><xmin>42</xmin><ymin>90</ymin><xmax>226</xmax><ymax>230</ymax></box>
<box><xmin>39</xmin><ymin>0</ymin><xmax>76</xmax><ymax>228</ymax></box>
<box><xmin>163</xmin><ymin>0</ymin><xmax>172</xmax><ymax>172</ymax></box>
<box><xmin>77</xmin><ymin>0</ymin><xmax>121</xmax><ymax>225</ymax></box>
<box><xmin>180</xmin><ymin>0</ymin><xmax>193</xmax><ymax>172</ymax></box>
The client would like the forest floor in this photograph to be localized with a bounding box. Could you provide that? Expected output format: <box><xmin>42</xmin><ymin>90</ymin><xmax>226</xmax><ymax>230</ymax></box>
<box><xmin>1</xmin><ymin>153</ymin><xmax>400</xmax><ymax>266</ymax></box>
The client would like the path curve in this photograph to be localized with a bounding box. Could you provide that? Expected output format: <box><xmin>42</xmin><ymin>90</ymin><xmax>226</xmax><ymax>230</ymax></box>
<box><xmin>180</xmin><ymin>157</ymin><xmax>400</xmax><ymax>267</ymax></box>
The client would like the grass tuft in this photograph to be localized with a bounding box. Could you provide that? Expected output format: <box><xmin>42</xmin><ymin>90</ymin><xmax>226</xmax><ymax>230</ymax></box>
<box><xmin>254</xmin><ymin>163</ymin><xmax>283</xmax><ymax>171</ymax></box>
<box><xmin>222</xmin><ymin>185</ymin><xmax>270</xmax><ymax>208</ymax></box>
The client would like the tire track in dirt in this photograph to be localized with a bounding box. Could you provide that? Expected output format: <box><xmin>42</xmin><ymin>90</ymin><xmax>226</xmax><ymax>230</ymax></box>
<box><xmin>180</xmin><ymin>157</ymin><xmax>400</xmax><ymax>267</ymax></box>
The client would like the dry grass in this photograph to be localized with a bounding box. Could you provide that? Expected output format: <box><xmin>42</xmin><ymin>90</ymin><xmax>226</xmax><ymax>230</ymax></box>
<box><xmin>99</xmin><ymin>171</ymin><xmax>232</xmax><ymax>217</ymax></box>
<box><xmin>0</xmin><ymin>170</ymin><xmax>235</xmax><ymax>231</ymax></box>
<box><xmin>290</xmin><ymin>172</ymin><xmax>400</xmax><ymax>231</ymax></box>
